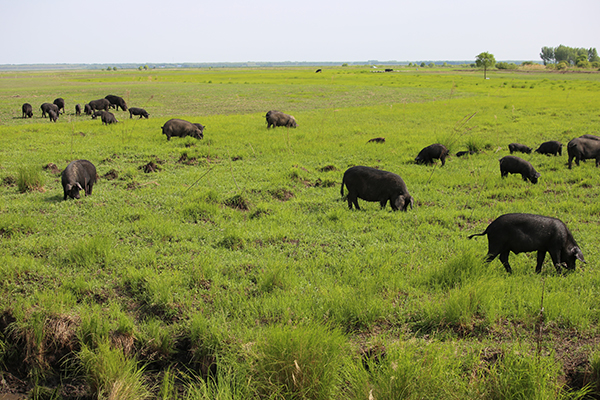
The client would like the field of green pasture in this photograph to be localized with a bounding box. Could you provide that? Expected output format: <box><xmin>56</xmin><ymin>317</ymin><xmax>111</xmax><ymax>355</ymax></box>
<box><xmin>1</xmin><ymin>66</ymin><xmax>600</xmax><ymax>399</ymax></box>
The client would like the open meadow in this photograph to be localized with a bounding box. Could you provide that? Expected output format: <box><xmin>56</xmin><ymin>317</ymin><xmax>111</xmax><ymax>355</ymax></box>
<box><xmin>1</xmin><ymin>66</ymin><xmax>600</xmax><ymax>399</ymax></box>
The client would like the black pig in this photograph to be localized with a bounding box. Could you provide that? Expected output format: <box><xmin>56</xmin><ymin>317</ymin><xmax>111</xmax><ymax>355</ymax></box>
<box><xmin>22</xmin><ymin>103</ymin><xmax>33</xmax><ymax>118</ymax></box>
<box><xmin>40</xmin><ymin>103</ymin><xmax>59</xmax><ymax>118</ymax></box>
<box><xmin>567</xmin><ymin>136</ymin><xmax>600</xmax><ymax>169</ymax></box>
<box><xmin>129</xmin><ymin>107</ymin><xmax>149</xmax><ymax>119</ymax></box>
<box><xmin>341</xmin><ymin>166</ymin><xmax>413</xmax><ymax>211</ymax></box>
<box><xmin>468</xmin><ymin>213</ymin><xmax>585</xmax><ymax>273</ymax></box>
<box><xmin>266</xmin><ymin>110</ymin><xmax>297</xmax><ymax>128</ymax></box>
<box><xmin>508</xmin><ymin>143</ymin><xmax>532</xmax><ymax>154</ymax></box>
<box><xmin>415</xmin><ymin>144</ymin><xmax>449</xmax><ymax>166</ymax></box>
<box><xmin>61</xmin><ymin>160</ymin><xmax>97</xmax><ymax>200</ymax></box>
<box><xmin>535</xmin><ymin>141</ymin><xmax>562</xmax><ymax>156</ymax></box>
<box><xmin>161</xmin><ymin>118</ymin><xmax>204</xmax><ymax>141</ymax></box>
<box><xmin>499</xmin><ymin>155</ymin><xmax>540</xmax><ymax>183</ymax></box>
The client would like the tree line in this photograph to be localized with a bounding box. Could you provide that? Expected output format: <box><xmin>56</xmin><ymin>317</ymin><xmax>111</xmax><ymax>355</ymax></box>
<box><xmin>540</xmin><ymin>45</ymin><xmax>600</xmax><ymax>67</ymax></box>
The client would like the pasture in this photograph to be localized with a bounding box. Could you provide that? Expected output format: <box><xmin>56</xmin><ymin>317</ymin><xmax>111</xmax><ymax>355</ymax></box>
<box><xmin>1</xmin><ymin>66</ymin><xmax>600</xmax><ymax>399</ymax></box>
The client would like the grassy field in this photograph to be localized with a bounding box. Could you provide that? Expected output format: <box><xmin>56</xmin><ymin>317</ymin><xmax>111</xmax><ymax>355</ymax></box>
<box><xmin>1</xmin><ymin>66</ymin><xmax>600</xmax><ymax>399</ymax></box>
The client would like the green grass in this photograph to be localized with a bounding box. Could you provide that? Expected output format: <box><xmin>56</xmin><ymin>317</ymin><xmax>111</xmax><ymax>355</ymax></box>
<box><xmin>1</xmin><ymin>66</ymin><xmax>600</xmax><ymax>398</ymax></box>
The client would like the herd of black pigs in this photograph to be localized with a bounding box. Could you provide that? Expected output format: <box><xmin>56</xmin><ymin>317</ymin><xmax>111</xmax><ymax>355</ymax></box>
<box><xmin>17</xmin><ymin>95</ymin><xmax>598</xmax><ymax>275</ymax></box>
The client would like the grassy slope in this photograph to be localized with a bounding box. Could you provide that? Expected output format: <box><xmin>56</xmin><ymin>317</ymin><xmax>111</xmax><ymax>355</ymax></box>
<box><xmin>1</xmin><ymin>67</ymin><xmax>600</xmax><ymax>398</ymax></box>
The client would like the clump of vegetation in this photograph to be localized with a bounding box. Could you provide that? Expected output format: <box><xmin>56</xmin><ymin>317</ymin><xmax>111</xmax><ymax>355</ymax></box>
<box><xmin>17</xmin><ymin>165</ymin><xmax>44</xmax><ymax>193</ymax></box>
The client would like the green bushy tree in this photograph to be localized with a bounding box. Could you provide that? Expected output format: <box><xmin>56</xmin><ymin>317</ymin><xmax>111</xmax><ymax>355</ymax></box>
<box><xmin>475</xmin><ymin>52</ymin><xmax>495</xmax><ymax>79</ymax></box>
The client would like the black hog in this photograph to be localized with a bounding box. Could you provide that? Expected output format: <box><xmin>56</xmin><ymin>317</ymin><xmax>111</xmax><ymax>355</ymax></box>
<box><xmin>105</xmin><ymin>95</ymin><xmax>128</xmax><ymax>111</ymax></box>
<box><xmin>47</xmin><ymin>109</ymin><xmax>58</xmax><ymax>122</ymax></box>
<box><xmin>129</xmin><ymin>107</ymin><xmax>149</xmax><ymax>119</ymax></box>
<box><xmin>40</xmin><ymin>103</ymin><xmax>59</xmax><ymax>118</ymax></box>
<box><xmin>161</xmin><ymin>119</ymin><xmax>204</xmax><ymax>141</ymax></box>
<box><xmin>53</xmin><ymin>98</ymin><xmax>65</xmax><ymax>114</ymax></box>
<box><xmin>508</xmin><ymin>143</ymin><xmax>532</xmax><ymax>154</ymax></box>
<box><xmin>415</xmin><ymin>143</ymin><xmax>449</xmax><ymax>166</ymax></box>
<box><xmin>84</xmin><ymin>104</ymin><xmax>93</xmax><ymax>116</ymax></box>
<box><xmin>92</xmin><ymin>110</ymin><xmax>118</xmax><ymax>124</ymax></box>
<box><xmin>192</xmin><ymin>123</ymin><xmax>205</xmax><ymax>133</ymax></box>
<box><xmin>341</xmin><ymin>166</ymin><xmax>413</xmax><ymax>211</ymax></box>
<box><xmin>61</xmin><ymin>160</ymin><xmax>97</xmax><ymax>200</ymax></box>
<box><xmin>468</xmin><ymin>213</ymin><xmax>585</xmax><ymax>273</ymax></box>
<box><xmin>535</xmin><ymin>141</ymin><xmax>562</xmax><ymax>156</ymax></box>
<box><xmin>75</xmin><ymin>104</ymin><xmax>81</xmax><ymax>116</ymax></box>
<box><xmin>266</xmin><ymin>110</ymin><xmax>297</xmax><ymax>128</ymax></box>
<box><xmin>22</xmin><ymin>103</ymin><xmax>33</xmax><ymax>118</ymax></box>
<box><xmin>567</xmin><ymin>136</ymin><xmax>600</xmax><ymax>169</ymax></box>
<box><xmin>499</xmin><ymin>155</ymin><xmax>540</xmax><ymax>183</ymax></box>
<box><xmin>88</xmin><ymin>98</ymin><xmax>111</xmax><ymax>112</ymax></box>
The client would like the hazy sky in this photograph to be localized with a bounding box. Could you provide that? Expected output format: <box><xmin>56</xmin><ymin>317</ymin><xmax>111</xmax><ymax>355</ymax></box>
<box><xmin>2</xmin><ymin>0</ymin><xmax>598</xmax><ymax>64</ymax></box>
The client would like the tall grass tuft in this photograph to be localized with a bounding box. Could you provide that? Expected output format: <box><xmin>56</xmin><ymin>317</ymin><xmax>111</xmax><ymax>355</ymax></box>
<box><xmin>79</xmin><ymin>341</ymin><xmax>151</xmax><ymax>400</ymax></box>
<box><xmin>252</xmin><ymin>323</ymin><xmax>348</xmax><ymax>399</ymax></box>
<box><xmin>480</xmin><ymin>348</ymin><xmax>571</xmax><ymax>399</ymax></box>
<box><xmin>17</xmin><ymin>165</ymin><xmax>44</xmax><ymax>193</ymax></box>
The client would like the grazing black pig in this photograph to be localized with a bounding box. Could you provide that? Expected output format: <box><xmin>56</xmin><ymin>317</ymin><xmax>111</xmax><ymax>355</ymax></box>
<box><xmin>92</xmin><ymin>110</ymin><xmax>117</xmax><ymax>124</ymax></box>
<box><xmin>508</xmin><ymin>143</ymin><xmax>532</xmax><ymax>154</ymax></box>
<box><xmin>161</xmin><ymin>118</ymin><xmax>204</xmax><ymax>141</ymax></box>
<box><xmin>47</xmin><ymin>109</ymin><xmax>58</xmax><ymax>122</ymax></box>
<box><xmin>101</xmin><ymin>111</ymin><xmax>118</xmax><ymax>125</ymax></box>
<box><xmin>341</xmin><ymin>166</ymin><xmax>413</xmax><ymax>211</ymax></box>
<box><xmin>61</xmin><ymin>160</ymin><xmax>97</xmax><ymax>200</ymax></box>
<box><xmin>40</xmin><ymin>103</ymin><xmax>59</xmax><ymax>118</ymax></box>
<box><xmin>499</xmin><ymin>155</ymin><xmax>540</xmax><ymax>183</ymax></box>
<box><xmin>88</xmin><ymin>98</ymin><xmax>111</xmax><ymax>112</ymax></box>
<box><xmin>535</xmin><ymin>141</ymin><xmax>562</xmax><ymax>156</ymax></box>
<box><xmin>567</xmin><ymin>136</ymin><xmax>600</xmax><ymax>169</ymax></box>
<box><xmin>84</xmin><ymin>103</ymin><xmax>93</xmax><ymax>115</ymax></box>
<box><xmin>129</xmin><ymin>107</ymin><xmax>149</xmax><ymax>119</ymax></box>
<box><xmin>415</xmin><ymin>143</ymin><xmax>449</xmax><ymax>166</ymax></box>
<box><xmin>266</xmin><ymin>110</ymin><xmax>297</xmax><ymax>128</ymax></box>
<box><xmin>468</xmin><ymin>213</ymin><xmax>585</xmax><ymax>273</ymax></box>
<box><xmin>53</xmin><ymin>98</ymin><xmax>65</xmax><ymax>114</ymax></box>
<box><xmin>22</xmin><ymin>103</ymin><xmax>33</xmax><ymax>118</ymax></box>
<box><xmin>75</xmin><ymin>104</ymin><xmax>81</xmax><ymax>116</ymax></box>
<box><xmin>105</xmin><ymin>95</ymin><xmax>128</xmax><ymax>111</ymax></box>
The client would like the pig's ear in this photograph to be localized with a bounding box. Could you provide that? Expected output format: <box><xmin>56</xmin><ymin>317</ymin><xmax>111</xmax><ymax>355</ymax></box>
<box><xmin>65</xmin><ymin>184</ymin><xmax>72</xmax><ymax>191</ymax></box>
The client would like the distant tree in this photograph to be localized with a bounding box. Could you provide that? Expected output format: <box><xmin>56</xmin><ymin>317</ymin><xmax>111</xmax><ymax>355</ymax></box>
<box><xmin>475</xmin><ymin>52</ymin><xmax>495</xmax><ymax>79</ymax></box>
<box><xmin>113</xmin><ymin>67</ymin><xmax>118</xmax><ymax>71</ymax></box>
<box><xmin>540</xmin><ymin>46</ymin><xmax>554</xmax><ymax>65</ymax></box>
<box><xmin>541</xmin><ymin>45</ymin><xmax>600</xmax><ymax>65</ymax></box>
<box><xmin>144</xmin><ymin>65</ymin><xmax>149</xmax><ymax>70</ymax></box>
<box><xmin>420</xmin><ymin>62</ymin><xmax>426</xmax><ymax>68</ymax></box>
<box><xmin>138</xmin><ymin>66</ymin><xmax>143</xmax><ymax>71</ymax></box>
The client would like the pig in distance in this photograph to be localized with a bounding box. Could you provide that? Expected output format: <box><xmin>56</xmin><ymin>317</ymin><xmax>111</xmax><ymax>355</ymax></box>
<box><xmin>161</xmin><ymin>119</ymin><xmax>204</xmax><ymax>141</ymax></box>
<box><xmin>415</xmin><ymin>144</ymin><xmax>449</xmax><ymax>166</ymax></box>
<box><xmin>266</xmin><ymin>110</ymin><xmax>297</xmax><ymax>128</ymax></box>
<box><xmin>341</xmin><ymin>166</ymin><xmax>413</xmax><ymax>211</ymax></box>
<box><xmin>499</xmin><ymin>155</ymin><xmax>540</xmax><ymax>184</ymax></box>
